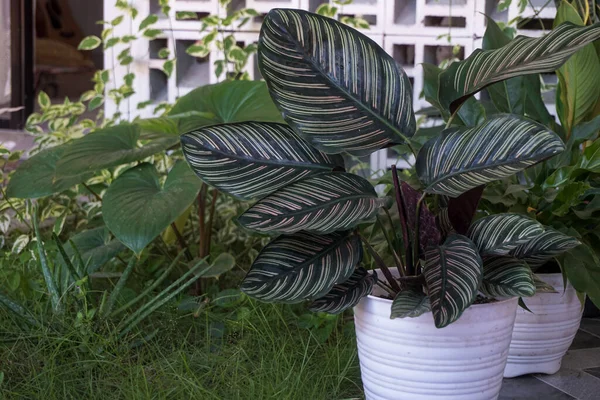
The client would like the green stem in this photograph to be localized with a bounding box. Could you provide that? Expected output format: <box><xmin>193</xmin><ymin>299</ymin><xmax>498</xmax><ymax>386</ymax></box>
<box><xmin>32</xmin><ymin>204</ymin><xmax>62</xmax><ymax>314</ymax></box>
<box><xmin>170</xmin><ymin>222</ymin><xmax>193</xmax><ymax>261</ymax></box>
<box><xmin>102</xmin><ymin>255</ymin><xmax>136</xmax><ymax>318</ymax></box>
<box><xmin>0</xmin><ymin>186</ymin><xmax>32</xmax><ymax>231</ymax></box>
<box><xmin>82</xmin><ymin>183</ymin><xmax>102</xmax><ymax>202</ymax></box>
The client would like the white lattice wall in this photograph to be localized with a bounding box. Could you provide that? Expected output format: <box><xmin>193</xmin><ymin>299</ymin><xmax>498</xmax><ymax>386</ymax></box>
<box><xmin>105</xmin><ymin>0</ymin><xmax>558</xmax><ymax>171</ymax></box>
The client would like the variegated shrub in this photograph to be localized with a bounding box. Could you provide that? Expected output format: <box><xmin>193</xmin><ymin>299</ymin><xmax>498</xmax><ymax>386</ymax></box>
<box><xmin>181</xmin><ymin>9</ymin><xmax>593</xmax><ymax>328</ymax></box>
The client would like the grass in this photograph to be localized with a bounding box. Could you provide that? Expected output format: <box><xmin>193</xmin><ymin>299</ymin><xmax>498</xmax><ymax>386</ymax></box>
<box><xmin>0</xmin><ymin>299</ymin><xmax>363</xmax><ymax>400</ymax></box>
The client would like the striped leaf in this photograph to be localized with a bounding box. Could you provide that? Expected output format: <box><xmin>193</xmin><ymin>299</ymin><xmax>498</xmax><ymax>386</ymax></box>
<box><xmin>238</xmin><ymin>172</ymin><xmax>385</xmax><ymax>234</ymax></box>
<box><xmin>180</xmin><ymin>122</ymin><xmax>344</xmax><ymax>200</ymax></box>
<box><xmin>439</xmin><ymin>22</ymin><xmax>600</xmax><ymax>113</ymax></box>
<box><xmin>467</xmin><ymin>213</ymin><xmax>544</xmax><ymax>256</ymax></box>
<box><xmin>480</xmin><ymin>256</ymin><xmax>536</xmax><ymax>298</ymax></box>
<box><xmin>241</xmin><ymin>231</ymin><xmax>361</xmax><ymax>303</ymax></box>
<box><xmin>258</xmin><ymin>9</ymin><xmax>416</xmax><ymax>156</ymax></box>
<box><xmin>309</xmin><ymin>267</ymin><xmax>376</xmax><ymax>314</ymax></box>
<box><xmin>424</xmin><ymin>234</ymin><xmax>483</xmax><ymax>328</ymax></box>
<box><xmin>416</xmin><ymin>115</ymin><xmax>564</xmax><ymax>197</ymax></box>
<box><xmin>511</xmin><ymin>229</ymin><xmax>580</xmax><ymax>268</ymax></box>
<box><xmin>390</xmin><ymin>287</ymin><xmax>431</xmax><ymax>319</ymax></box>
<box><xmin>534</xmin><ymin>274</ymin><xmax>558</xmax><ymax>293</ymax></box>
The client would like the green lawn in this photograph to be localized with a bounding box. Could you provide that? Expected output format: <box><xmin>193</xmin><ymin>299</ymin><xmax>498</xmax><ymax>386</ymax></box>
<box><xmin>0</xmin><ymin>300</ymin><xmax>363</xmax><ymax>400</ymax></box>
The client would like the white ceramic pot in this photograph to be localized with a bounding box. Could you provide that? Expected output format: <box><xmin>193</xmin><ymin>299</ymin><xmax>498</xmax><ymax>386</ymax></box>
<box><xmin>354</xmin><ymin>273</ymin><xmax>518</xmax><ymax>400</ymax></box>
<box><xmin>503</xmin><ymin>273</ymin><xmax>583</xmax><ymax>378</ymax></box>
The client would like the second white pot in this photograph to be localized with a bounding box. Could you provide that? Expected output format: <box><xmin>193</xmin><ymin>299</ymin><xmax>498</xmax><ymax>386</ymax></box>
<box><xmin>503</xmin><ymin>273</ymin><xmax>583</xmax><ymax>378</ymax></box>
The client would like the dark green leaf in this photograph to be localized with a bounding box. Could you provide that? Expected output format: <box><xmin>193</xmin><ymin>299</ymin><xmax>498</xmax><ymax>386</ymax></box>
<box><xmin>468</xmin><ymin>213</ymin><xmax>544</xmax><ymax>255</ymax></box>
<box><xmin>102</xmin><ymin>162</ymin><xmax>202</xmax><ymax>254</ymax></box>
<box><xmin>6</xmin><ymin>145</ymin><xmax>92</xmax><ymax>198</ymax></box>
<box><xmin>564</xmin><ymin>244</ymin><xmax>600</xmax><ymax>307</ymax></box>
<box><xmin>181</xmin><ymin>122</ymin><xmax>344</xmax><ymax>200</ymax></box>
<box><xmin>309</xmin><ymin>267</ymin><xmax>376</xmax><ymax>314</ymax></box>
<box><xmin>390</xmin><ymin>287</ymin><xmax>431</xmax><ymax>318</ymax></box>
<box><xmin>56</xmin><ymin>124</ymin><xmax>179</xmax><ymax>178</ymax></box>
<box><xmin>511</xmin><ymin>228</ymin><xmax>580</xmax><ymax>268</ymax></box>
<box><xmin>258</xmin><ymin>9</ymin><xmax>415</xmax><ymax>156</ymax></box>
<box><xmin>56</xmin><ymin>227</ymin><xmax>126</xmax><ymax>274</ymax></box>
<box><xmin>438</xmin><ymin>22</ymin><xmax>600</xmax><ymax>114</ymax></box>
<box><xmin>239</xmin><ymin>172</ymin><xmax>385</xmax><ymax>234</ymax></box>
<box><xmin>416</xmin><ymin>115</ymin><xmax>564</xmax><ymax>197</ymax></box>
<box><xmin>169</xmin><ymin>80</ymin><xmax>284</xmax><ymax>134</ymax></box>
<box><xmin>424</xmin><ymin>234</ymin><xmax>483</xmax><ymax>328</ymax></box>
<box><xmin>241</xmin><ymin>231</ymin><xmax>361</xmax><ymax>303</ymax></box>
<box><xmin>480</xmin><ymin>256</ymin><xmax>535</xmax><ymax>297</ymax></box>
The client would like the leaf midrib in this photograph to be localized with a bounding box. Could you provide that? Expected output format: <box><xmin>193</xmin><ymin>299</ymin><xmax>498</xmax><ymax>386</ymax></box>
<box><xmin>244</xmin><ymin>194</ymin><xmax>381</xmax><ymax>219</ymax></box>
<box><xmin>274</xmin><ymin>16</ymin><xmax>412</xmax><ymax>144</ymax></box>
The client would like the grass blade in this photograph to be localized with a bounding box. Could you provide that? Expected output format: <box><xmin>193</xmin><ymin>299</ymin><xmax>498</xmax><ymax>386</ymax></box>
<box><xmin>32</xmin><ymin>204</ymin><xmax>62</xmax><ymax>314</ymax></box>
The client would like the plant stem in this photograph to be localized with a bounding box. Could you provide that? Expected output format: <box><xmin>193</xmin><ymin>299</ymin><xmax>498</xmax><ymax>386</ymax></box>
<box><xmin>102</xmin><ymin>255</ymin><xmax>136</xmax><ymax>318</ymax></box>
<box><xmin>391</xmin><ymin>166</ymin><xmax>411</xmax><ymax>272</ymax></box>
<box><xmin>413</xmin><ymin>193</ymin><xmax>427</xmax><ymax>274</ymax></box>
<box><xmin>82</xmin><ymin>183</ymin><xmax>102</xmax><ymax>202</ymax></box>
<box><xmin>376</xmin><ymin>281</ymin><xmax>396</xmax><ymax>296</ymax></box>
<box><xmin>170</xmin><ymin>223</ymin><xmax>192</xmax><ymax>261</ymax></box>
<box><xmin>359</xmin><ymin>234</ymin><xmax>401</xmax><ymax>292</ymax></box>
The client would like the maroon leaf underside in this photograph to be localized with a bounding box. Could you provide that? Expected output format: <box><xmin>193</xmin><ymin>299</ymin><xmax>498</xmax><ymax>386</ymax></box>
<box><xmin>401</xmin><ymin>182</ymin><xmax>441</xmax><ymax>254</ymax></box>
<box><xmin>448</xmin><ymin>186</ymin><xmax>484</xmax><ymax>235</ymax></box>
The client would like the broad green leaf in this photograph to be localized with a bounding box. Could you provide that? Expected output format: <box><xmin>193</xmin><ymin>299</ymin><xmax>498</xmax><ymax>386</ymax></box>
<box><xmin>482</xmin><ymin>18</ymin><xmax>552</xmax><ymax>124</ymax></box>
<box><xmin>258</xmin><ymin>9</ymin><xmax>415</xmax><ymax>156</ymax></box>
<box><xmin>56</xmin><ymin>227</ymin><xmax>126</xmax><ymax>274</ymax></box>
<box><xmin>56</xmin><ymin>124</ymin><xmax>179</xmax><ymax>178</ymax></box>
<box><xmin>555</xmin><ymin>2</ymin><xmax>600</xmax><ymax>135</ymax></box>
<box><xmin>241</xmin><ymin>231</ymin><xmax>361</xmax><ymax>303</ymax></box>
<box><xmin>467</xmin><ymin>213</ymin><xmax>544</xmax><ymax>255</ymax></box>
<box><xmin>580</xmin><ymin>138</ymin><xmax>600</xmax><ymax>172</ymax></box>
<box><xmin>6</xmin><ymin>145</ymin><xmax>92</xmax><ymax>198</ymax></box>
<box><xmin>181</xmin><ymin>122</ymin><xmax>344</xmax><ymax>200</ymax></box>
<box><xmin>416</xmin><ymin>115</ymin><xmax>565</xmax><ymax>197</ymax></box>
<box><xmin>309</xmin><ymin>267</ymin><xmax>376</xmax><ymax>314</ymax></box>
<box><xmin>511</xmin><ymin>228</ymin><xmax>580</xmax><ymax>268</ymax></box>
<box><xmin>390</xmin><ymin>287</ymin><xmax>431</xmax><ymax>319</ymax></box>
<box><xmin>238</xmin><ymin>172</ymin><xmax>385</xmax><ymax>234</ymax></box>
<box><xmin>551</xmin><ymin>181</ymin><xmax>590</xmax><ymax>216</ymax></box>
<box><xmin>102</xmin><ymin>162</ymin><xmax>202</xmax><ymax>254</ymax></box>
<box><xmin>480</xmin><ymin>256</ymin><xmax>535</xmax><ymax>298</ymax></box>
<box><xmin>438</xmin><ymin>22</ymin><xmax>600</xmax><ymax>114</ymax></box>
<box><xmin>424</xmin><ymin>234</ymin><xmax>483</xmax><ymax>328</ymax></box>
<box><xmin>169</xmin><ymin>80</ymin><xmax>284</xmax><ymax>134</ymax></box>
<box><xmin>564</xmin><ymin>244</ymin><xmax>600</xmax><ymax>307</ymax></box>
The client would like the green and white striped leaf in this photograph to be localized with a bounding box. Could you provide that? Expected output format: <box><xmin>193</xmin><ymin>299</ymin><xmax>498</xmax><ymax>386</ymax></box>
<box><xmin>238</xmin><ymin>172</ymin><xmax>386</xmax><ymax>234</ymax></box>
<box><xmin>424</xmin><ymin>234</ymin><xmax>483</xmax><ymax>328</ymax></box>
<box><xmin>533</xmin><ymin>274</ymin><xmax>558</xmax><ymax>293</ymax></box>
<box><xmin>510</xmin><ymin>229</ymin><xmax>580</xmax><ymax>268</ymax></box>
<box><xmin>181</xmin><ymin>122</ymin><xmax>344</xmax><ymax>200</ymax></box>
<box><xmin>309</xmin><ymin>267</ymin><xmax>376</xmax><ymax>314</ymax></box>
<box><xmin>241</xmin><ymin>231</ymin><xmax>361</xmax><ymax>303</ymax></box>
<box><xmin>467</xmin><ymin>213</ymin><xmax>544</xmax><ymax>256</ymax></box>
<box><xmin>416</xmin><ymin>115</ymin><xmax>564</xmax><ymax>197</ymax></box>
<box><xmin>258</xmin><ymin>9</ymin><xmax>415</xmax><ymax>156</ymax></box>
<box><xmin>439</xmin><ymin>21</ymin><xmax>600</xmax><ymax>114</ymax></box>
<box><xmin>390</xmin><ymin>287</ymin><xmax>431</xmax><ymax>319</ymax></box>
<box><xmin>480</xmin><ymin>256</ymin><xmax>536</xmax><ymax>298</ymax></box>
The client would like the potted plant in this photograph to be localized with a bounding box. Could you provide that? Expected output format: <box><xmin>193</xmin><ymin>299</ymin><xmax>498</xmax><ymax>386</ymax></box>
<box><xmin>180</xmin><ymin>9</ymin><xmax>599</xmax><ymax>399</ymax></box>
<box><xmin>479</xmin><ymin>4</ymin><xmax>600</xmax><ymax>378</ymax></box>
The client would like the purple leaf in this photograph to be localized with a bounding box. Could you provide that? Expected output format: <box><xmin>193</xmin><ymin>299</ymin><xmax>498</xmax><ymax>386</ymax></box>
<box><xmin>448</xmin><ymin>186</ymin><xmax>484</xmax><ymax>235</ymax></box>
<box><xmin>401</xmin><ymin>182</ymin><xmax>441</xmax><ymax>254</ymax></box>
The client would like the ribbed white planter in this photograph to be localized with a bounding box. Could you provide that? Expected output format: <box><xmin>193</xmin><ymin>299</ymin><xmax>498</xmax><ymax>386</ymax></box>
<box><xmin>503</xmin><ymin>273</ymin><xmax>583</xmax><ymax>378</ymax></box>
<box><xmin>354</xmin><ymin>279</ymin><xmax>518</xmax><ymax>400</ymax></box>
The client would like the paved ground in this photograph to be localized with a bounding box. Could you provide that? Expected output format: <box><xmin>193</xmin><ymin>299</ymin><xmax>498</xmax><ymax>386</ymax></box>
<box><xmin>500</xmin><ymin>318</ymin><xmax>600</xmax><ymax>400</ymax></box>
